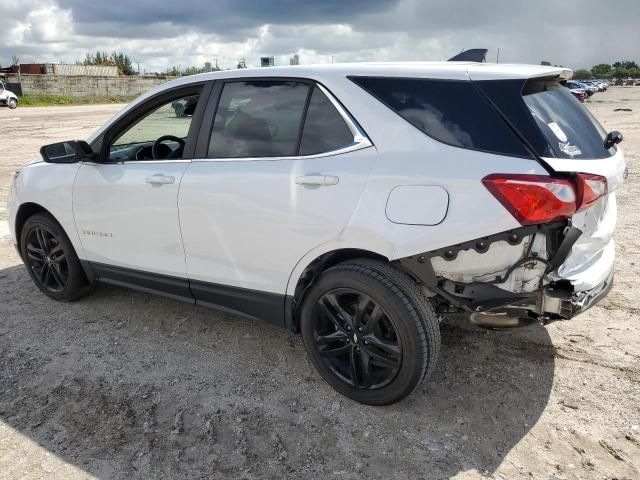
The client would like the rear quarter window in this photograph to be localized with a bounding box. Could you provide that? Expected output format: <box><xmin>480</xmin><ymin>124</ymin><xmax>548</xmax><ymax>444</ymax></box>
<box><xmin>299</xmin><ymin>86</ymin><xmax>354</xmax><ymax>156</ymax></box>
<box><xmin>349</xmin><ymin>76</ymin><xmax>532</xmax><ymax>158</ymax></box>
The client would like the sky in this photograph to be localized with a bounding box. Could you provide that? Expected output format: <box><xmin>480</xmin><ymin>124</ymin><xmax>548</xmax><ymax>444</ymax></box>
<box><xmin>1</xmin><ymin>0</ymin><xmax>639</xmax><ymax>73</ymax></box>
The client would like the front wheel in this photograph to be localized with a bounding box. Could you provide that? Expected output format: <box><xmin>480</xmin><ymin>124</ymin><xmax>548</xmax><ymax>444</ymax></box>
<box><xmin>8</xmin><ymin>99</ymin><xmax>17</xmax><ymax>109</ymax></box>
<box><xmin>20</xmin><ymin>213</ymin><xmax>92</xmax><ymax>301</ymax></box>
<box><xmin>300</xmin><ymin>259</ymin><xmax>440</xmax><ymax>405</ymax></box>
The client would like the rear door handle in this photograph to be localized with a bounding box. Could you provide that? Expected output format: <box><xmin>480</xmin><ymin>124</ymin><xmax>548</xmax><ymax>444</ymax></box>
<box><xmin>295</xmin><ymin>175</ymin><xmax>339</xmax><ymax>187</ymax></box>
<box><xmin>145</xmin><ymin>174</ymin><xmax>175</xmax><ymax>185</ymax></box>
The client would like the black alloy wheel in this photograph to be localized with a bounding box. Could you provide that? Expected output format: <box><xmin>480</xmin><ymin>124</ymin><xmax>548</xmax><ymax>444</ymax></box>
<box><xmin>312</xmin><ymin>288</ymin><xmax>402</xmax><ymax>390</ymax></box>
<box><xmin>300</xmin><ymin>259</ymin><xmax>440</xmax><ymax>405</ymax></box>
<box><xmin>25</xmin><ymin>226</ymin><xmax>69</xmax><ymax>292</ymax></box>
<box><xmin>20</xmin><ymin>212</ymin><xmax>93</xmax><ymax>302</ymax></box>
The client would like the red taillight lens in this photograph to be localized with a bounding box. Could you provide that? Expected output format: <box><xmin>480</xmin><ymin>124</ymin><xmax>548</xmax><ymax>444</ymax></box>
<box><xmin>576</xmin><ymin>173</ymin><xmax>607</xmax><ymax>212</ymax></box>
<box><xmin>482</xmin><ymin>174</ymin><xmax>577</xmax><ymax>225</ymax></box>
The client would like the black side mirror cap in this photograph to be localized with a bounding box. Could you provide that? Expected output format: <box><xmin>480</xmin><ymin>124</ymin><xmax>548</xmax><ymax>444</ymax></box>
<box><xmin>40</xmin><ymin>140</ymin><xmax>96</xmax><ymax>164</ymax></box>
<box><xmin>604</xmin><ymin>131</ymin><xmax>623</xmax><ymax>149</ymax></box>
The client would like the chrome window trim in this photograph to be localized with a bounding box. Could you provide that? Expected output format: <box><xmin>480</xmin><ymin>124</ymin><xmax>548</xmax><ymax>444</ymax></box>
<box><xmin>83</xmin><ymin>159</ymin><xmax>192</xmax><ymax>166</ymax></box>
<box><xmin>192</xmin><ymin>143</ymin><xmax>373</xmax><ymax>163</ymax></box>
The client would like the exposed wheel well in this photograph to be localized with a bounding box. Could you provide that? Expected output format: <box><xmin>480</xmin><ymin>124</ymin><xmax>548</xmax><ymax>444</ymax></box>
<box><xmin>288</xmin><ymin>248</ymin><xmax>388</xmax><ymax>331</ymax></box>
<box><xmin>14</xmin><ymin>203</ymin><xmax>53</xmax><ymax>252</ymax></box>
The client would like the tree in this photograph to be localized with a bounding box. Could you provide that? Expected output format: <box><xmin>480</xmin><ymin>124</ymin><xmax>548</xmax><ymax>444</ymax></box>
<box><xmin>11</xmin><ymin>55</ymin><xmax>19</xmax><ymax>66</ymax></box>
<box><xmin>613</xmin><ymin>60</ymin><xmax>638</xmax><ymax>70</ymax></box>
<box><xmin>628</xmin><ymin>67</ymin><xmax>640</xmax><ymax>79</ymax></box>
<box><xmin>164</xmin><ymin>65</ymin><xmax>203</xmax><ymax>76</ymax></box>
<box><xmin>573</xmin><ymin>69</ymin><xmax>593</xmax><ymax>80</ymax></box>
<box><xmin>540</xmin><ymin>60</ymin><xmax>551</xmax><ymax>66</ymax></box>
<box><xmin>81</xmin><ymin>51</ymin><xmax>136</xmax><ymax>75</ymax></box>
<box><xmin>591</xmin><ymin>63</ymin><xmax>612</xmax><ymax>78</ymax></box>
<box><xmin>612</xmin><ymin>68</ymin><xmax>628</xmax><ymax>80</ymax></box>
<box><xmin>111</xmin><ymin>51</ymin><xmax>136</xmax><ymax>75</ymax></box>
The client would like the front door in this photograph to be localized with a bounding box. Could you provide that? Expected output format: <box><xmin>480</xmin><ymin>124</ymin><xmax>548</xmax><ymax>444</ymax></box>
<box><xmin>73</xmin><ymin>86</ymin><xmax>205</xmax><ymax>284</ymax></box>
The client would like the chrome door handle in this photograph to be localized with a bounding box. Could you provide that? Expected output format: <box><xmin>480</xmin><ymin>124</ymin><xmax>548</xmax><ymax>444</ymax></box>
<box><xmin>295</xmin><ymin>175</ymin><xmax>339</xmax><ymax>186</ymax></box>
<box><xmin>145</xmin><ymin>174</ymin><xmax>175</xmax><ymax>185</ymax></box>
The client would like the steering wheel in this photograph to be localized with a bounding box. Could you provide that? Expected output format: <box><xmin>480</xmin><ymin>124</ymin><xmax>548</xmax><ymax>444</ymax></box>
<box><xmin>152</xmin><ymin>135</ymin><xmax>185</xmax><ymax>160</ymax></box>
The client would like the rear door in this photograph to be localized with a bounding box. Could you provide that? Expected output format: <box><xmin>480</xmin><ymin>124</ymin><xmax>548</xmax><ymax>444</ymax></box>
<box><xmin>178</xmin><ymin>78</ymin><xmax>375</xmax><ymax>323</ymax></box>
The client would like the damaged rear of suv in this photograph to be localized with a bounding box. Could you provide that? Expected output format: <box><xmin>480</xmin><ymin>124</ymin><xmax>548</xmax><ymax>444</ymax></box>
<box><xmin>352</xmin><ymin>67</ymin><xmax>625</xmax><ymax>330</ymax></box>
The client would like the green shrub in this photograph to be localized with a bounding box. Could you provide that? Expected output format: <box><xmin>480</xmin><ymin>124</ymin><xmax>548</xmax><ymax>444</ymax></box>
<box><xmin>19</xmin><ymin>94</ymin><xmax>137</xmax><ymax>107</ymax></box>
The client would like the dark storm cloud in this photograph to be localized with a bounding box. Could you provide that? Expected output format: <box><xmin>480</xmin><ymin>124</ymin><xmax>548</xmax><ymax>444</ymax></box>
<box><xmin>58</xmin><ymin>0</ymin><xmax>400</xmax><ymax>39</ymax></box>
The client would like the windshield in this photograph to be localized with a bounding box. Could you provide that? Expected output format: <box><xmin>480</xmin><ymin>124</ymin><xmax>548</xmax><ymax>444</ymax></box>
<box><xmin>522</xmin><ymin>80</ymin><xmax>614</xmax><ymax>159</ymax></box>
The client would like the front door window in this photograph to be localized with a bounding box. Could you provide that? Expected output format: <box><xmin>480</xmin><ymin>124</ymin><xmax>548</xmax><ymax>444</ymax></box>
<box><xmin>109</xmin><ymin>93</ymin><xmax>200</xmax><ymax>162</ymax></box>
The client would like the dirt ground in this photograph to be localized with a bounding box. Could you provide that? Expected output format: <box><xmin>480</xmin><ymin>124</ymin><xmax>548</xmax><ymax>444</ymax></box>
<box><xmin>0</xmin><ymin>90</ymin><xmax>638</xmax><ymax>480</ymax></box>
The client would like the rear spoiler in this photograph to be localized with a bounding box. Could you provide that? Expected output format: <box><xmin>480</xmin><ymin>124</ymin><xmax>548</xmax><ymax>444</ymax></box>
<box><xmin>448</xmin><ymin>49</ymin><xmax>488</xmax><ymax>63</ymax></box>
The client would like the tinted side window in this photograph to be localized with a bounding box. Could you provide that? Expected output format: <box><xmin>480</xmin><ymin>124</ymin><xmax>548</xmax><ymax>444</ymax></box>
<box><xmin>299</xmin><ymin>87</ymin><xmax>354</xmax><ymax>156</ymax></box>
<box><xmin>350</xmin><ymin>77</ymin><xmax>531</xmax><ymax>158</ymax></box>
<box><xmin>209</xmin><ymin>81</ymin><xmax>309</xmax><ymax>158</ymax></box>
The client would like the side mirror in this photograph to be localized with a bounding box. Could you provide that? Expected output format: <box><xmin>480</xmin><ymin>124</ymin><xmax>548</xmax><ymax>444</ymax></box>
<box><xmin>604</xmin><ymin>131</ymin><xmax>623</xmax><ymax>149</ymax></box>
<box><xmin>40</xmin><ymin>140</ymin><xmax>96</xmax><ymax>164</ymax></box>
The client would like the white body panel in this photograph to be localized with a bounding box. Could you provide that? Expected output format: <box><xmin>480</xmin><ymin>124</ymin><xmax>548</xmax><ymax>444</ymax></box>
<box><xmin>9</xmin><ymin>161</ymin><xmax>84</xmax><ymax>255</ymax></box>
<box><xmin>542</xmin><ymin>148</ymin><xmax>626</xmax><ymax>291</ymax></box>
<box><xmin>73</xmin><ymin>161</ymin><xmax>189</xmax><ymax>276</ymax></box>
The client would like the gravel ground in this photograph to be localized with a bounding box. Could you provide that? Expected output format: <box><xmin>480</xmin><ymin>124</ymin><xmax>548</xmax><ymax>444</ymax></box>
<box><xmin>0</xmin><ymin>90</ymin><xmax>638</xmax><ymax>480</ymax></box>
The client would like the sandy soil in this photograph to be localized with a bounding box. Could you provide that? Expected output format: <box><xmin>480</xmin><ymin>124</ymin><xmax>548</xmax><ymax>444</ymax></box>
<box><xmin>0</xmin><ymin>90</ymin><xmax>638</xmax><ymax>480</ymax></box>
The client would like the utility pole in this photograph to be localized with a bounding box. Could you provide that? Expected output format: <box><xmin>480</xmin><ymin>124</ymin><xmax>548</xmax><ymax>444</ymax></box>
<box><xmin>496</xmin><ymin>48</ymin><xmax>500</xmax><ymax>64</ymax></box>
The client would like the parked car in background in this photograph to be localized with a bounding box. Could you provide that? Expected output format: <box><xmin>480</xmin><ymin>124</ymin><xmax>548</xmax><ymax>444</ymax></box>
<box><xmin>566</xmin><ymin>80</ymin><xmax>595</xmax><ymax>96</ymax></box>
<box><xmin>566</xmin><ymin>85</ymin><xmax>588</xmax><ymax>103</ymax></box>
<box><xmin>0</xmin><ymin>80</ymin><xmax>19</xmax><ymax>109</ymax></box>
<box><xmin>8</xmin><ymin>63</ymin><xmax>626</xmax><ymax>405</ymax></box>
<box><xmin>585</xmin><ymin>80</ymin><xmax>607</xmax><ymax>92</ymax></box>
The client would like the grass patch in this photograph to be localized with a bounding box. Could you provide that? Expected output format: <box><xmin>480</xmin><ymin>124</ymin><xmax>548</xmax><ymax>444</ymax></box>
<box><xmin>19</xmin><ymin>94</ymin><xmax>137</xmax><ymax>107</ymax></box>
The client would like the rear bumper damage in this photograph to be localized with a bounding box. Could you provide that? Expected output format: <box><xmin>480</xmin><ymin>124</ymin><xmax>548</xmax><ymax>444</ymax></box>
<box><xmin>395</xmin><ymin>221</ymin><xmax>614</xmax><ymax>326</ymax></box>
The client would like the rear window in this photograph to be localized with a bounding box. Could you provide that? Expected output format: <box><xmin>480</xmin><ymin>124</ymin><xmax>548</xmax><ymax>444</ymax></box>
<box><xmin>522</xmin><ymin>80</ymin><xmax>614</xmax><ymax>159</ymax></box>
<box><xmin>349</xmin><ymin>76</ymin><xmax>531</xmax><ymax>158</ymax></box>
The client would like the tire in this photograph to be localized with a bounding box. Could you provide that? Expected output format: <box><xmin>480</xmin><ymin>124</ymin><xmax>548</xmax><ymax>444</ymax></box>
<box><xmin>300</xmin><ymin>259</ymin><xmax>440</xmax><ymax>405</ymax></box>
<box><xmin>8</xmin><ymin>99</ymin><xmax>17</xmax><ymax>109</ymax></box>
<box><xmin>20</xmin><ymin>212</ymin><xmax>92</xmax><ymax>302</ymax></box>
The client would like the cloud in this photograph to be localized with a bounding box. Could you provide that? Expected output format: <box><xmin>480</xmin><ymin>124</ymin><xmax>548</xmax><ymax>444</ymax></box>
<box><xmin>1</xmin><ymin>0</ymin><xmax>638</xmax><ymax>72</ymax></box>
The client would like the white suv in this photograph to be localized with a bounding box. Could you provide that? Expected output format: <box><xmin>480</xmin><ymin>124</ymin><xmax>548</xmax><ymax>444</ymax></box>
<box><xmin>7</xmin><ymin>63</ymin><xmax>626</xmax><ymax>405</ymax></box>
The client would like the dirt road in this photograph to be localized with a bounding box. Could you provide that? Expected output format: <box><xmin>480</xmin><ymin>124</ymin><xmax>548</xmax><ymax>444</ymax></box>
<box><xmin>0</xmin><ymin>92</ymin><xmax>638</xmax><ymax>479</ymax></box>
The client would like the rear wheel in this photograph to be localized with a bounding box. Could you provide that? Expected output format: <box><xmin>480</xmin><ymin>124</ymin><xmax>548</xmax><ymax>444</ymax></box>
<box><xmin>300</xmin><ymin>259</ymin><xmax>440</xmax><ymax>405</ymax></box>
<box><xmin>8</xmin><ymin>99</ymin><xmax>17</xmax><ymax>109</ymax></box>
<box><xmin>20</xmin><ymin>213</ymin><xmax>92</xmax><ymax>301</ymax></box>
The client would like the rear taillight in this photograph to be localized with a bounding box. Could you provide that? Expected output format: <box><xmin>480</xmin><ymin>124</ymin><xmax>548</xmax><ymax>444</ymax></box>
<box><xmin>483</xmin><ymin>174</ymin><xmax>577</xmax><ymax>225</ymax></box>
<box><xmin>575</xmin><ymin>173</ymin><xmax>607</xmax><ymax>212</ymax></box>
<box><xmin>483</xmin><ymin>173</ymin><xmax>607</xmax><ymax>225</ymax></box>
